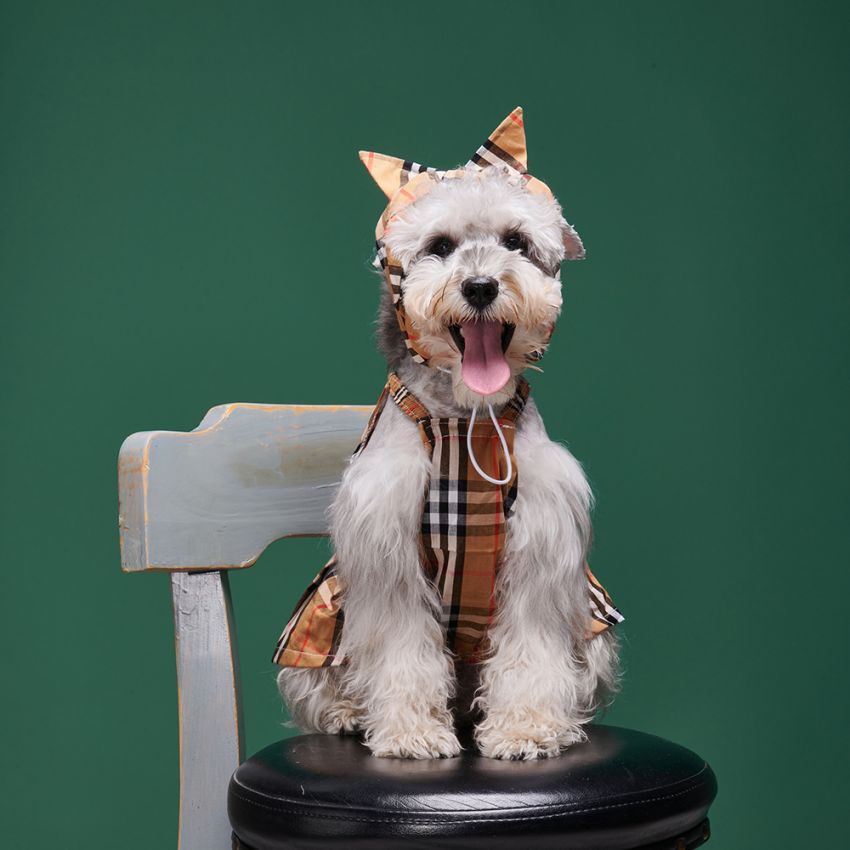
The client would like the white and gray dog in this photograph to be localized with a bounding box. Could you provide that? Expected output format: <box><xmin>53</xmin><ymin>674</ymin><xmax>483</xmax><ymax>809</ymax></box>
<box><xmin>278</xmin><ymin>109</ymin><xmax>620</xmax><ymax>760</ymax></box>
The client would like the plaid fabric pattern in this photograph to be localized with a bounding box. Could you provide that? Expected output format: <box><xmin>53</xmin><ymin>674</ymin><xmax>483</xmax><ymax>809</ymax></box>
<box><xmin>273</xmin><ymin>375</ymin><xmax>623</xmax><ymax>668</ymax></box>
<box><xmin>360</xmin><ymin>108</ymin><xmax>559</xmax><ymax>367</ymax></box>
<box><xmin>409</xmin><ymin>373</ymin><xmax>527</xmax><ymax>660</ymax></box>
<box><xmin>467</xmin><ymin>107</ymin><xmax>529</xmax><ymax>175</ymax></box>
<box><xmin>587</xmin><ymin>566</ymin><xmax>625</xmax><ymax>636</ymax></box>
<box><xmin>272</xmin><ymin>555</ymin><xmax>344</xmax><ymax>668</ymax></box>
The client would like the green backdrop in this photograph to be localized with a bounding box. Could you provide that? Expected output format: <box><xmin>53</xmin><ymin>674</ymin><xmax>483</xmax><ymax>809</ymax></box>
<box><xmin>2</xmin><ymin>1</ymin><xmax>848</xmax><ymax>847</ymax></box>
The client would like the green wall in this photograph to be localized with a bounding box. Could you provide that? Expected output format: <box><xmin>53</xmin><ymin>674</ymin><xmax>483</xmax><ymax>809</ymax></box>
<box><xmin>3</xmin><ymin>1</ymin><xmax>848</xmax><ymax>847</ymax></box>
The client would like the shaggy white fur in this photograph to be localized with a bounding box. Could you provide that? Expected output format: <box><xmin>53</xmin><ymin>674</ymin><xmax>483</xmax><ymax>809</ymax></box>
<box><xmin>278</xmin><ymin>167</ymin><xmax>619</xmax><ymax>759</ymax></box>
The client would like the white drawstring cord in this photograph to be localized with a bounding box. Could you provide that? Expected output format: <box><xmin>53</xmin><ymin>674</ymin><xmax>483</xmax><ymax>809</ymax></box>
<box><xmin>467</xmin><ymin>403</ymin><xmax>513</xmax><ymax>486</ymax></box>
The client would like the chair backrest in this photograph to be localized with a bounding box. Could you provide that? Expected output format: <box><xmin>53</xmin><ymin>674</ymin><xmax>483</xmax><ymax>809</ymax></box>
<box><xmin>118</xmin><ymin>402</ymin><xmax>372</xmax><ymax>850</ymax></box>
<box><xmin>119</xmin><ymin>402</ymin><xmax>372</xmax><ymax>573</ymax></box>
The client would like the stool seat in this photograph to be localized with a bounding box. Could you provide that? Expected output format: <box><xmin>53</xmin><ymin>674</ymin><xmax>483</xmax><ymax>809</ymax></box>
<box><xmin>228</xmin><ymin>724</ymin><xmax>717</xmax><ymax>850</ymax></box>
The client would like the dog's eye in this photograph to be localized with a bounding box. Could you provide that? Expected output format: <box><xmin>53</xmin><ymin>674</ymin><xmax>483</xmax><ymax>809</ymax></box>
<box><xmin>502</xmin><ymin>231</ymin><xmax>529</xmax><ymax>254</ymax></box>
<box><xmin>425</xmin><ymin>236</ymin><xmax>456</xmax><ymax>258</ymax></box>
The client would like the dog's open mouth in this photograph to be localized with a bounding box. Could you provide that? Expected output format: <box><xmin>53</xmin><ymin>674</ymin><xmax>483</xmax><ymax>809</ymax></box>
<box><xmin>449</xmin><ymin>321</ymin><xmax>515</xmax><ymax>395</ymax></box>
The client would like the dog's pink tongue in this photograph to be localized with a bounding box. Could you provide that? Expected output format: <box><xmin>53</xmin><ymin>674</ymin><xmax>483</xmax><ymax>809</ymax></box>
<box><xmin>461</xmin><ymin>320</ymin><xmax>510</xmax><ymax>395</ymax></box>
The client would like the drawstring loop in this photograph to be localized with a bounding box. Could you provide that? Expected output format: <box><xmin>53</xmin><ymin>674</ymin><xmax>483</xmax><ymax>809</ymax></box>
<box><xmin>467</xmin><ymin>403</ymin><xmax>513</xmax><ymax>486</ymax></box>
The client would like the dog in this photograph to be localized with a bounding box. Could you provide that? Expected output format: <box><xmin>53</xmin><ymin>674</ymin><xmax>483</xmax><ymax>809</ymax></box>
<box><xmin>275</xmin><ymin>108</ymin><xmax>622</xmax><ymax>760</ymax></box>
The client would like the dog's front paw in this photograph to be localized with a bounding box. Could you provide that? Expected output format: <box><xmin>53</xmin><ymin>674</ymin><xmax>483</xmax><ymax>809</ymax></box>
<box><xmin>319</xmin><ymin>700</ymin><xmax>363</xmax><ymax>734</ymax></box>
<box><xmin>367</xmin><ymin>721</ymin><xmax>462</xmax><ymax>759</ymax></box>
<box><xmin>475</xmin><ymin>713</ymin><xmax>586</xmax><ymax>760</ymax></box>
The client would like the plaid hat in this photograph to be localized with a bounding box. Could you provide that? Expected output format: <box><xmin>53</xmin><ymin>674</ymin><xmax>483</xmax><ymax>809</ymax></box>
<box><xmin>359</xmin><ymin>107</ymin><xmax>585</xmax><ymax>366</ymax></box>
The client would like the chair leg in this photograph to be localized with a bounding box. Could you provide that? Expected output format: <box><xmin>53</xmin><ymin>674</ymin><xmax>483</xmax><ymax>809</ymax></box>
<box><xmin>172</xmin><ymin>571</ymin><xmax>244</xmax><ymax>850</ymax></box>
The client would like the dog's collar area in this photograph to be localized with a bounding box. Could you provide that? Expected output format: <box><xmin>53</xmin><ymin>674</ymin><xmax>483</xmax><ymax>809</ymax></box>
<box><xmin>384</xmin><ymin>370</ymin><xmax>529</xmax><ymax>455</ymax></box>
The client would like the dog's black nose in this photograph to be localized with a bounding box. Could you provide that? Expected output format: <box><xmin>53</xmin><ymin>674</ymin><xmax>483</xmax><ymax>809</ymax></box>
<box><xmin>461</xmin><ymin>276</ymin><xmax>499</xmax><ymax>310</ymax></box>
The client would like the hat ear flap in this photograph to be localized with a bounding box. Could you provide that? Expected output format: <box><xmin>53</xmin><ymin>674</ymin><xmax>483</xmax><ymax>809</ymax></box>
<box><xmin>467</xmin><ymin>106</ymin><xmax>527</xmax><ymax>174</ymax></box>
<box><xmin>358</xmin><ymin>151</ymin><xmax>407</xmax><ymax>199</ymax></box>
<box><xmin>359</xmin><ymin>151</ymin><xmax>438</xmax><ymax>199</ymax></box>
<box><xmin>562</xmin><ymin>220</ymin><xmax>585</xmax><ymax>260</ymax></box>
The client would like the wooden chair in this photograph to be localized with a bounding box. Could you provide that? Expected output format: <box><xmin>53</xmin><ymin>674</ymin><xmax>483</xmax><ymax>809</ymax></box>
<box><xmin>118</xmin><ymin>401</ymin><xmax>717</xmax><ymax>850</ymax></box>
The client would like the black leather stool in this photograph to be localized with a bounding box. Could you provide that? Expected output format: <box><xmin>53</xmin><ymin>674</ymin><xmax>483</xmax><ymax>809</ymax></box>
<box><xmin>228</xmin><ymin>724</ymin><xmax>717</xmax><ymax>850</ymax></box>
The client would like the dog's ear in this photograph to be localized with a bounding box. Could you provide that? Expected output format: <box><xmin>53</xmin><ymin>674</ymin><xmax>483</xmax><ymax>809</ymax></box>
<box><xmin>562</xmin><ymin>220</ymin><xmax>586</xmax><ymax>260</ymax></box>
<box><xmin>467</xmin><ymin>106</ymin><xmax>528</xmax><ymax>175</ymax></box>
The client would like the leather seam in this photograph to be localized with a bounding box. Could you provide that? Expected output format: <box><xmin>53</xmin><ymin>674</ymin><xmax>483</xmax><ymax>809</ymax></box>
<box><xmin>229</xmin><ymin>778</ymin><xmax>708</xmax><ymax>825</ymax></box>
<box><xmin>231</xmin><ymin>762</ymin><xmax>709</xmax><ymax>818</ymax></box>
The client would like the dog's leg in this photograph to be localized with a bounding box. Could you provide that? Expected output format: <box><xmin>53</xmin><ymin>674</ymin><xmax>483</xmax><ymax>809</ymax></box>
<box><xmin>332</xmin><ymin>404</ymin><xmax>460</xmax><ymax>759</ymax></box>
<box><xmin>277</xmin><ymin>666</ymin><xmax>363</xmax><ymax>734</ymax></box>
<box><xmin>475</xmin><ymin>400</ymin><xmax>618</xmax><ymax>759</ymax></box>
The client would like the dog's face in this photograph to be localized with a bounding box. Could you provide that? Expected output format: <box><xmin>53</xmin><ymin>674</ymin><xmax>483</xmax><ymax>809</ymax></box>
<box><xmin>383</xmin><ymin>167</ymin><xmax>578</xmax><ymax>408</ymax></box>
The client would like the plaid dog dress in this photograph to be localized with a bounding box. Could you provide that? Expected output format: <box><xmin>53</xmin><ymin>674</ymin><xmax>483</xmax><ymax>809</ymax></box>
<box><xmin>273</xmin><ymin>374</ymin><xmax>623</xmax><ymax>668</ymax></box>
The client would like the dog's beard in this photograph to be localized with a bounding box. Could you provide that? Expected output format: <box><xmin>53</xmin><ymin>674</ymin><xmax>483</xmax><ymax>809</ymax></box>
<box><xmin>399</xmin><ymin>254</ymin><xmax>562</xmax><ymax>406</ymax></box>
